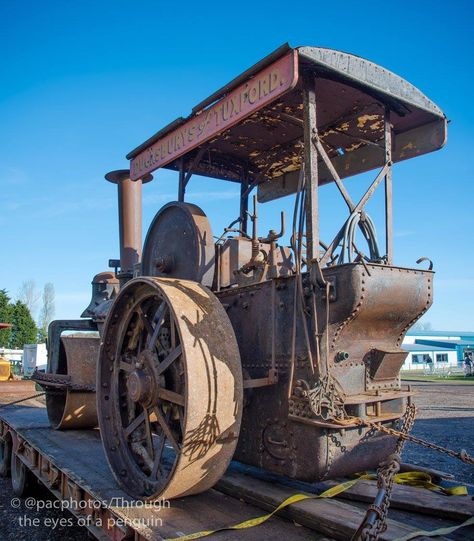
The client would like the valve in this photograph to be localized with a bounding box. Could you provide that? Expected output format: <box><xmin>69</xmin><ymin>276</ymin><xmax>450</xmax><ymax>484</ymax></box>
<box><xmin>336</xmin><ymin>351</ymin><xmax>349</xmax><ymax>362</ymax></box>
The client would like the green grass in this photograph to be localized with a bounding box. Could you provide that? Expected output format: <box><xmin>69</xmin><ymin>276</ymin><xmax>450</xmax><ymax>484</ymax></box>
<box><xmin>401</xmin><ymin>374</ymin><xmax>474</xmax><ymax>384</ymax></box>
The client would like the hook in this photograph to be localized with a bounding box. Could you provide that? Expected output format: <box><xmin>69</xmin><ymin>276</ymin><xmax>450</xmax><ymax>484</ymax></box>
<box><xmin>416</xmin><ymin>257</ymin><xmax>434</xmax><ymax>271</ymax></box>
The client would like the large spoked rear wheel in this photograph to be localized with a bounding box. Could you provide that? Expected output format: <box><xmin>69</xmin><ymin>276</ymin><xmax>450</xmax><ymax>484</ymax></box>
<box><xmin>98</xmin><ymin>277</ymin><xmax>242</xmax><ymax>500</ymax></box>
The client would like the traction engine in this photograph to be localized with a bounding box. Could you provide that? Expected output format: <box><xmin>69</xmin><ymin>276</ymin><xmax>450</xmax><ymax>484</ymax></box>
<box><xmin>34</xmin><ymin>44</ymin><xmax>446</xmax><ymax>500</ymax></box>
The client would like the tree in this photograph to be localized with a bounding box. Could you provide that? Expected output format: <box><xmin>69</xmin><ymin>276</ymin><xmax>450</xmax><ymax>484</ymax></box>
<box><xmin>0</xmin><ymin>289</ymin><xmax>13</xmax><ymax>347</ymax></box>
<box><xmin>17</xmin><ymin>280</ymin><xmax>40</xmax><ymax>318</ymax></box>
<box><xmin>38</xmin><ymin>282</ymin><xmax>55</xmax><ymax>341</ymax></box>
<box><xmin>9</xmin><ymin>301</ymin><xmax>37</xmax><ymax>349</ymax></box>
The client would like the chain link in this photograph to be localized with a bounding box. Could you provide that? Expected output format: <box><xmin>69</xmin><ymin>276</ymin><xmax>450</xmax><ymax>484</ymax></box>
<box><xmin>32</xmin><ymin>371</ymin><xmax>96</xmax><ymax>392</ymax></box>
<box><xmin>302</xmin><ymin>373</ymin><xmax>346</xmax><ymax>421</ymax></box>
<box><xmin>300</xmin><ymin>361</ymin><xmax>472</xmax><ymax>539</ymax></box>
<box><xmin>352</xmin><ymin>403</ymin><xmax>417</xmax><ymax>541</ymax></box>
<box><xmin>353</xmin><ymin>414</ymin><xmax>474</xmax><ymax>465</ymax></box>
<box><xmin>0</xmin><ymin>392</ymin><xmax>46</xmax><ymax>409</ymax></box>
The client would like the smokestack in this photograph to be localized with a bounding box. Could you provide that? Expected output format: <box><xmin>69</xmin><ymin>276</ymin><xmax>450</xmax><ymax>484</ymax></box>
<box><xmin>105</xmin><ymin>169</ymin><xmax>152</xmax><ymax>280</ymax></box>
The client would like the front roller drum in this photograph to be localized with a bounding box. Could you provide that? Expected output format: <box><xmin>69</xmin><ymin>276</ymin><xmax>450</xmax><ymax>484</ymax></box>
<box><xmin>39</xmin><ymin>336</ymin><xmax>100</xmax><ymax>429</ymax></box>
<box><xmin>98</xmin><ymin>277</ymin><xmax>243</xmax><ymax>500</ymax></box>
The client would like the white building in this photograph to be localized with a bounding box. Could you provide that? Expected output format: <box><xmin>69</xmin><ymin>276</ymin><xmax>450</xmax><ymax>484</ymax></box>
<box><xmin>22</xmin><ymin>343</ymin><xmax>47</xmax><ymax>376</ymax></box>
<box><xmin>0</xmin><ymin>347</ymin><xmax>23</xmax><ymax>362</ymax></box>
<box><xmin>401</xmin><ymin>343</ymin><xmax>458</xmax><ymax>371</ymax></box>
<box><xmin>400</xmin><ymin>330</ymin><xmax>472</xmax><ymax>371</ymax></box>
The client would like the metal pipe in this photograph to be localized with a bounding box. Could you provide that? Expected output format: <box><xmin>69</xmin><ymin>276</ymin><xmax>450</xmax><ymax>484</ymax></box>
<box><xmin>105</xmin><ymin>169</ymin><xmax>152</xmax><ymax>277</ymax></box>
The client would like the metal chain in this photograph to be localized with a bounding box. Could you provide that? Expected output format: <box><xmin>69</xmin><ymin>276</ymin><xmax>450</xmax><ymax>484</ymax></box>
<box><xmin>352</xmin><ymin>403</ymin><xmax>417</xmax><ymax>541</ymax></box>
<box><xmin>0</xmin><ymin>392</ymin><xmax>46</xmax><ymax>409</ymax></box>
<box><xmin>354</xmin><ymin>415</ymin><xmax>474</xmax><ymax>465</ymax></box>
<box><xmin>302</xmin><ymin>373</ymin><xmax>346</xmax><ymax>421</ymax></box>
<box><xmin>32</xmin><ymin>371</ymin><xmax>96</xmax><ymax>392</ymax></box>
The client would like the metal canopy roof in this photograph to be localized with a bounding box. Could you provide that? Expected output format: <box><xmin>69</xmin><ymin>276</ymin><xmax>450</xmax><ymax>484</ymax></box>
<box><xmin>128</xmin><ymin>44</ymin><xmax>446</xmax><ymax>194</ymax></box>
<box><xmin>298</xmin><ymin>47</ymin><xmax>444</xmax><ymax>117</ymax></box>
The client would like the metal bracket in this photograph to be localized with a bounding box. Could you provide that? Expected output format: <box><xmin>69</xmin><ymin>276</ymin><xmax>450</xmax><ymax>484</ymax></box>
<box><xmin>243</xmin><ymin>369</ymin><xmax>278</xmax><ymax>389</ymax></box>
<box><xmin>321</xmin><ymin>276</ymin><xmax>337</xmax><ymax>302</ymax></box>
<box><xmin>47</xmin><ymin>319</ymin><xmax>98</xmax><ymax>374</ymax></box>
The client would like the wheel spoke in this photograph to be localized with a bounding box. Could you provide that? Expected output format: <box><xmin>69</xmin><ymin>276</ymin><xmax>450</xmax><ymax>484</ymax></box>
<box><xmin>124</xmin><ymin>410</ymin><xmax>146</xmax><ymax>438</ymax></box>
<box><xmin>119</xmin><ymin>361</ymin><xmax>134</xmax><ymax>373</ymax></box>
<box><xmin>156</xmin><ymin>345</ymin><xmax>182</xmax><ymax>376</ymax></box>
<box><xmin>151</xmin><ymin>437</ymin><xmax>165</xmax><ymax>479</ymax></box>
<box><xmin>157</xmin><ymin>388</ymin><xmax>185</xmax><ymax>407</ymax></box>
<box><xmin>147</xmin><ymin>302</ymin><xmax>167</xmax><ymax>348</ymax></box>
<box><xmin>151</xmin><ymin>409</ymin><xmax>171</xmax><ymax>479</ymax></box>
<box><xmin>144</xmin><ymin>410</ymin><xmax>154</xmax><ymax>458</ymax></box>
<box><xmin>137</xmin><ymin>305</ymin><xmax>155</xmax><ymax>337</ymax></box>
<box><xmin>178</xmin><ymin>405</ymin><xmax>185</xmax><ymax>435</ymax></box>
<box><xmin>153</xmin><ymin>406</ymin><xmax>180</xmax><ymax>452</ymax></box>
<box><xmin>170</xmin><ymin>316</ymin><xmax>176</xmax><ymax>349</ymax></box>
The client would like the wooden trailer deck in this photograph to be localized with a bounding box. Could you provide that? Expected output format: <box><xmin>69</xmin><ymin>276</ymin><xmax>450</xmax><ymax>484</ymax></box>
<box><xmin>0</xmin><ymin>404</ymin><xmax>473</xmax><ymax>541</ymax></box>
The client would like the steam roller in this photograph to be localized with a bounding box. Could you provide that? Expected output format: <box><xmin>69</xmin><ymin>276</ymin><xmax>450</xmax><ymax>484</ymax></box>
<box><xmin>34</xmin><ymin>44</ymin><xmax>449</xmax><ymax>502</ymax></box>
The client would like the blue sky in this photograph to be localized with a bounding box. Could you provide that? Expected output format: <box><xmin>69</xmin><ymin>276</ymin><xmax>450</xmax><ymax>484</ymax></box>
<box><xmin>1</xmin><ymin>0</ymin><xmax>473</xmax><ymax>330</ymax></box>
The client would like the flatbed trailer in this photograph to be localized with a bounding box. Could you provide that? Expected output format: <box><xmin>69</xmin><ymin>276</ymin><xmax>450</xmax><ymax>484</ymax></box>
<box><xmin>1</xmin><ymin>403</ymin><xmax>473</xmax><ymax>541</ymax></box>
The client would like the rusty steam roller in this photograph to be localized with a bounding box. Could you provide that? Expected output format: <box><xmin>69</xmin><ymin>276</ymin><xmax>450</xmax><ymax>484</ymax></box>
<box><xmin>34</xmin><ymin>44</ymin><xmax>447</xmax><ymax>500</ymax></box>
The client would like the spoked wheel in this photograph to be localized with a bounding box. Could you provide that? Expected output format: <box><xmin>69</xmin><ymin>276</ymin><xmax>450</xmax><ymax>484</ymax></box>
<box><xmin>11</xmin><ymin>451</ymin><xmax>34</xmax><ymax>496</ymax></box>
<box><xmin>98</xmin><ymin>277</ymin><xmax>242</xmax><ymax>500</ymax></box>
<box><xmin>0</xmin><ymin>433</ymin><xmax>12</xmax><ymax>477</ymax></box>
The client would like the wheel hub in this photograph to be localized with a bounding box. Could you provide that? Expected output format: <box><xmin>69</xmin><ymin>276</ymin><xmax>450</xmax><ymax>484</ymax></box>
<box><xmin>127</xmin><ymin>349</ymin><xmax>159</xmax><ymax>407</ymax></box>
<box><xmin>127</xmin><ymin>370</ymin><xmax>151</xmax><ymax>404</ymax></box>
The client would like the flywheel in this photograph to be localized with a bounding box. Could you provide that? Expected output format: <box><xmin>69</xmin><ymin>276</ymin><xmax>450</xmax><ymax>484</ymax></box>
<box><xmin>97</xmin><ymin>277</ymin><xmax>243</xmax><ymax>500</ymax></box>
<box><xmin>142</xmin><ymin>202</ymin><xmax>215</xmax><ymax>287</ymax></box>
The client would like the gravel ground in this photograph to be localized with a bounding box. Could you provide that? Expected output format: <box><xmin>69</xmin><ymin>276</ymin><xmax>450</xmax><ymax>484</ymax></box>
<box><xmin>0</xmin><ymin>381</ymin><xmax>87</xmax><ymax>540</ymax></box>
<box><xmin>402</xmin><ymin>380</ymin><xmax>474</xmax><ymax>486</ymax></box>
<box><xmin>0</xmin><ymin>380</ymin><xmax>472</xmax><ymax>540</ymax></box>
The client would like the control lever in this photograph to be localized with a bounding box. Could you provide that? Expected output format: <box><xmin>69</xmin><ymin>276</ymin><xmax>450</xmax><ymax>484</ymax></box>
<box><xmin>259</xmin><ymin>211</ymin><xmax>285</xmax><ymax>244</ymax></box>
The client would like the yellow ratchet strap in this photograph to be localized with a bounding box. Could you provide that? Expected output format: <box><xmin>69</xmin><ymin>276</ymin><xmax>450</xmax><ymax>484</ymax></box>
<box><xmin>164</xmin><ymin>477</ymin><xmax>361</xmax><ymax>541</ymax></box>
<box><xmin>392</xmin><ymin>516</ymin><xmax>474</xmax><ymax>541</ymax></box>
<box><xmin>165</xmin><ymin>472</ymin><xmax>469</xmax><ymax>541</ymax></box>
<box><xmin>361</xmin><ymin>471</ymin><xmax>468</xmax><ymax>496</ymax></box>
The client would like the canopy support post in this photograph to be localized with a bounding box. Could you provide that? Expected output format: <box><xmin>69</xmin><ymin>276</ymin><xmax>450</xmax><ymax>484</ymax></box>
<box><xmin>384</xmin><ymin>107</ymin><xmax>393</xmax><ymax>265</ymax></box>
<box><xmin>303</xmin><ymin>75</ymin><xmax>319</xmax><ymax>260</ymax></box>
<box><xmin>240</xmin><ymin>173</ymin><xmax>249</xmax><ymax>235</ymax></box>
<box><xmin>178</xmin><ymin>158</ymin><xmax>185</xmax><ymax>202</ymax></box>
<box><xmin>178</xmin><ymin>147</ymin><xmax>208</xmax><ymax>202</ymax></box>
<box><xmin>303</xmin><ymin>73</ymin><xmax>320</xmax><ymax>284</ymax></box>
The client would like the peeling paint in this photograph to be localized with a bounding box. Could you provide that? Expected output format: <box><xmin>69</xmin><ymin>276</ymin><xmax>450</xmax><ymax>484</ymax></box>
<box><xmin>345</xmin><ymin>142</ymin><xmax>364</xmax><ymax>152</ymax></box>
<box><xmin>357</xmin><ymin>114</ymin><xmax>381</xmax><ymax>129</ymax></box>
<box><xmin>369</xmin><ymin>120</ymin><xmax>383</xmax><ymax>131</ymax></box>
